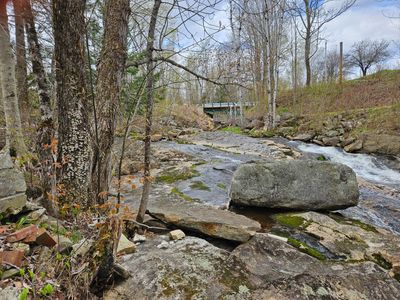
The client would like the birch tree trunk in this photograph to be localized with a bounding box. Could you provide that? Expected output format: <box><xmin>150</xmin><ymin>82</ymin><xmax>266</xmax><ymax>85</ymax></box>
<box><xmin>136</xmin><ymin>0</ymin><xmax>162</xmax><ymax>223</ymax></box>
<box><xmin>13</xmin><ymin>0</ymin><xmax>29</xmax><ymax>125</ymax></box>
<box><xmin>0</xmin><ymin>1</ymin><xmax>28</xmax><ymax>157</ymax></box>
<box><xmin>53</xmin><ymin>0</ymin><xmax>91</xmax><ymax>208</ymax></box>
<box><xmin>25</xmin><ymin>0</ymin><xmax>55</xmax><ymax>208</ymax></box>
<box><xmin>91</xmin><ymin>0</ymin><xmax>130</xmax><ymax>204</ymax></box>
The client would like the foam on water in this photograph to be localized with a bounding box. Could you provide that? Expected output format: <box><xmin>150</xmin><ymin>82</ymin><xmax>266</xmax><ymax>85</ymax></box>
<box><xmin>291</xmin><ymin>142</ymin><xmax>400</xmax><ymax>187</ymax></box>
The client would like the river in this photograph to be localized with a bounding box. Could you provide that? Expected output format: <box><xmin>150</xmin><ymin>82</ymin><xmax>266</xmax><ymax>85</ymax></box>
<box><xmin>155</xmin><ymin>131</ymin><xmax>400</xmax><ymax>235</ymax></box>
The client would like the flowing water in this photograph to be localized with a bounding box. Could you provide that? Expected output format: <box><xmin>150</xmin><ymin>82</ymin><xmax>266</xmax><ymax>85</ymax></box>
<box><xmin>289</xmin><ymin>141</ymin><xmax>400</xmax><ymax>187</ymax></box>
<box><xmin>157</xmin><ymin>133</ymin><xmax>400</xmax><ymax>235</ymax></box>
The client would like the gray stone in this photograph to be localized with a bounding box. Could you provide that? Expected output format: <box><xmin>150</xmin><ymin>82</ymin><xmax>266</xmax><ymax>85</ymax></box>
<box><xmin>0</xmin><ymin>150</ymin><xmax>14</xmax><ymax>170</ymax></box>
<box><xmin>344</xmin><ymin>140</ymin><xmax>363</xmax><ymax>153</ymax></box>
<box><xmin>105</xmin><ymin>235</ymin><xmax>400</xmax><ymax>300</ymax></box>
<box><xmin>133</xmin><ymin>233</ymin><xmax>146</xmax><ymax>243</ymax></box>
<box><xmin>292</xmin><ymin>133</ymin><xmax>314</xmax><ymax>142</ymax></box>
<box><xmin>104</xmin><ymin>237</ymin><xmax>250</xmax><ymax>300</ymax></box>
<box><xmin>57</xmin><ymin>235</ymin><xmax>73</xmax><ymax>253</ymax></box>
<box><xmin>0</xmin><ymin>286</ymin><xmax>20</xmax><ymax>300</ymax></box>
<box><xmin>229</xmin><ymin>160</ymin><xmax>359</xmax><ymax>211</ymax></box>
<box><xmin>1</xmin><ymin>268</ymin><xmax>20</xmax><ymax>280</ymax></box>
<box><xmin>322</xmin><ymin>136</ymin><xmax>340</xmax><ymax>146</ymax></box>
<box><xmin>0</xmin><ymin>193</ymin><xmax>27</xmax><ymax>215</ymax></box>
<box><xmin>342</xmin><ymin>136</ymin><xmax>356</xmax><ymax>147</ymax></box>
<box><xmin>26</xmin><ymin>208</ymin><xmax>46</xmax><ymax>222</ymax></box>
<box><xmin>156</xmin><ymin>241</ymin><xmax>169</xmax><ymax>249</ymax></box>
<box><xmin>72</xmin><ymin>239</ymin><xmax>94</xmax><ymax>258</ymax></box>
<box><xmin>231</xmin><ymin>234</ymin><xmax>400</xmax><ymax>300</ymax></box>
<box><xmin>325</xmin><ymin>130</ymin><xmax>340</xmax><ymax>137</ymax></box>
<box><xmin>148</xmin><ymin>197</ymin><xmax>261</xmax><ymax>242</ymax></box>
<box><xmin>0</xmin><ymin>168</ymin><xmax>26</xmax><ymax>197</ymax></box>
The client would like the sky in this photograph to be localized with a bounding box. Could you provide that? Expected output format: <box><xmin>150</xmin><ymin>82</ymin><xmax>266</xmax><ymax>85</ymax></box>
<box><xmin>195</xmin><ymin>0</ymin><xmax>400</xmax><ymax>69</ymax></box>
<box><xmin>323</xmin><ymin>0</ymin><xmax>400</xmax><ymax>60</ymax></box>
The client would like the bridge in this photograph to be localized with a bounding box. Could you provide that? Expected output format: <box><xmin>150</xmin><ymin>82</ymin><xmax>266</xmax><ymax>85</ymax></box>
<box><xmin>202</xmin><ymin>102</ymin><xmax>255</xmax><ymax>118</ymax></box>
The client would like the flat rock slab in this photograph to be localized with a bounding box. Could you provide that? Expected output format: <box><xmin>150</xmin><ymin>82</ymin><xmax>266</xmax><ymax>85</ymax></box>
<box><xmin>105</xmin><ymin>235</ymin><xmax>400</xmax><ymax>300</ymax></box>
<box><xmin>230</xmin><ymin>160</ymin><xmax>359</xmax><ymax>210</ymax></box>
<box><xmin>296</xmin><ymin>212</ymin><xmax>400</xmax><ymax>274</ymax></box>
<box><xmin>182</xmin><ymin>131</ymin><xmax>298</xmax><ymax>159</ymax></box>
<box><xmin>148</xmin><ymin>196</ymin><xmax>261</xmax><ymax>242</ymax></box>
<box><xmin>231</xmin><ymin>234</ymin><xmax>400</xmax><ymax>300</ymax></box>
<box><xmin>104</xmin><ymin>236</ymin><xmax>251</xmax><ymax>300</ymax></box>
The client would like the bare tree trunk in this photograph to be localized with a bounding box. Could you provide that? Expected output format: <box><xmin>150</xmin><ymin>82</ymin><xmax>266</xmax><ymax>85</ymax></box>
<box><xmin>136</xmin><ymin>0</ymin><xmax>162</xmax><ymax>224</ymax></box>
<box><xmin>53</xmin><ymin>0</ymin><xmax>91</xmax><ymax>208</ymax></box>
<box><xmin>304</xmin><ymin>0</ymin><xmax>312</xmax><ymax>87</ymax></box>
<box><xmin>25</xmin><ymin>0</ymin><xmax>55</xmax><ymax>210</ymax></box>
<box><xmin>91</xmin><ymin>0</ymin><xmax>130</xmax><ymax>204</ymax></box>
<box><xmin>0</xmin><ymin>1</ymin><xmax>27</xmax><ymax>157</ymax></box>
<box><xmin>304</xmin><ymin>32</ymin><xmax>312</xmax><ymax>86</ymax></box>
<box><xmin>13</xmin><ymin>0</ymin><xmax>29</xmax><ymax>125</ymax></box>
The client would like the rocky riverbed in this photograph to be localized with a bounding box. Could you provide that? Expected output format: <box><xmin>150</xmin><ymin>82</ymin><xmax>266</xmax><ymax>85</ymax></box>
<box><xmin>105</xmin><ymin>131</ymin><xmax>400</xmax><ymax>299</ymax></box>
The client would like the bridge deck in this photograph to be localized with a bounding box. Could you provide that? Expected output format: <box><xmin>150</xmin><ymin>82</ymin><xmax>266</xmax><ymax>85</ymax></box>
<box><xmin>202</xmin><ymin>102</ymin><xmax>255</xmax><ymax>109</ymax></box>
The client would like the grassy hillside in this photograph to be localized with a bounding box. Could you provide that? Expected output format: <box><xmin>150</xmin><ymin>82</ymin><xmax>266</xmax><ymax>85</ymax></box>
<box><xmin>279</xmin><ymin>70</ymin><xmax>400</xmax><ymax>115</ymax></box>
<box><xmin>278</xmin><ymin>70</ymin><xmax>400</xmax><ymax>135</ymax></box>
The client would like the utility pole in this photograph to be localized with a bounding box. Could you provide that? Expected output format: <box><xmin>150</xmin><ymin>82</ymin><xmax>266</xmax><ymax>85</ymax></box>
<box><xmin>339</xmin><ymin>41</ymin><xmax>343</xmax><ymax>84</ymax></box>
<box><xmin>324</xmin><ymin>40</ymin><xmax>327</xmax><ymax>81</ymax></box>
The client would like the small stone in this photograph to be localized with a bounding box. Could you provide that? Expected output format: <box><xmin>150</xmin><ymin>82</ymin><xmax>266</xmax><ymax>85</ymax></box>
<box><xmin>169</xmin><ymin>229</ymin><xmax>186</xmax><ymax>241</ymax></box>
<box><xmin>0</xmin><ymin>287</ymin><xmax>21</xmax><ymax>300</ymax></box>
<box><xmin>14</xmin><ymin>243</ymin><xmax>30</xmax><ymax>255</ymax></box>
<box><xmin>344</xmin><ymin>140</ymin><xmax>363</xmax><ymax>153</ymax></box>
<box><xmin>157</xmin><ymin>241</ymin><xmax>169</xmax><ymax>249</ymax></box>
<box><xmin>1</xmin><ymin>268</ymin><xmax>20</xmax><ymax>279</ymax></box>
<box><xmin>292</xmin><ymin>133</ymin><xmax>314</xmax><ymax>142</ymax></box>
<box><xmin>151</xmin><ymin>134</ymin><xmax>163</xmax><ymax>142</ymax></box>
<box><xmin>26</xmin><ymin>208</ymin><xmax>46</xmax><ymax>222</ymax></box>
<box><xmin>57</xmin><ymin>235</ymin><xmax>73</xmax><ymax>253</ymax></box>
<box><xmin>117</xmin><ymin>234</ymin><xmax>136</xmax><ymax>255</ymax></box>
<box><xmin>72</xmin><ymin>239</ymin><xmax>93</xmax><ymax>258</ymax></box>
<box><xmin>133</xmin><ymin>234</ymin><xmax>146</xmax><ymax>243</ymax></box>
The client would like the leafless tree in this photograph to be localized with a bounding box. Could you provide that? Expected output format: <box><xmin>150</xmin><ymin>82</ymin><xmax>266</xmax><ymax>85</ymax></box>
<box><xmin>346</xmin><ymin>40</ymin><xmax>391</xmax><ymax>76</ymax></box>
<box><xmin>0</xmin><ymin>0</ymin><xmax>28</xmax><ymax>157</ymax></box>
<box><xmin>290</xmin><ymin>0</ymin><xmax>355</xmax><ymax>86</ymax></box>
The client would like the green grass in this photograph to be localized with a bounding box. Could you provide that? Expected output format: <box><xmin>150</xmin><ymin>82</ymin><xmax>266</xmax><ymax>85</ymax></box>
<box><xmin>190</xmin><ymin>181</ymin><xmax>211</xmax><ymax>191</ymax></box>
<box><xmin>220</xmin><ymin>126</ymin><xmax>243</xmax><ymax>134</ymax></box>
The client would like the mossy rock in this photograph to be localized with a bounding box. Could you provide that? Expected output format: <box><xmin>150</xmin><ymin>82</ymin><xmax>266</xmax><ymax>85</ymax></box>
<box><xmin>273</xmin><ymin>214</ymin><xmax>309</xmax><ymax>229</ymax></box>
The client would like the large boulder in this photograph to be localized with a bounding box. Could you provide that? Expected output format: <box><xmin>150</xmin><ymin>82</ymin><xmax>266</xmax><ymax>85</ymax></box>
<box><xmin>229</xmin><ymin>160</ymin><xmax>359</xmax><ymax>210</ymax></box>
<box><xmin>0</xmin><ymin>151</ymin><xmax>27</xmax><ymax>216</ymax></box>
